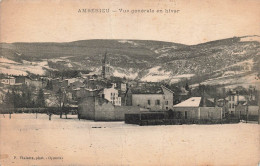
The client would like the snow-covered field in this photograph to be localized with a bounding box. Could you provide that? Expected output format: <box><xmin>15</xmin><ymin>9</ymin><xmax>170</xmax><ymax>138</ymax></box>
<box><xmin>0</xmin><ymin>58</ymin><xmax>49</xmax><ymax>76</ymax></box>
<box><xmin>0</xmin><ymin>114</ymin><xmax>259</xmax><ymax>166</ymax></box>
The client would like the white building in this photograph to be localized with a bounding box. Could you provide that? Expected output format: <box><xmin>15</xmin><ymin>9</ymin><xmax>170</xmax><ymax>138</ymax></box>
<box><xmin>1</xmin><ymin>76</ymin><xmax>16</xmax><ymax>85</ymax></box>
<box><xmin>102</xmin><ymin>84</ymin><xmax>121</xmax><ymax>106</ymax></box>
<box><xmin>132</xmin><ymin>86</ymin><xmax>174</xmax><ymax>111</ymax></box>
<box><xmin>226</xmin><ymin>92</ymin><xmax>246</xmax><ymax>114</ymax></box>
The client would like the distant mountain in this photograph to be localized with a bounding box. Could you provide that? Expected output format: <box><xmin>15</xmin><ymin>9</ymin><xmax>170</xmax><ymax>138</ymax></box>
<box><xmin>1</xmin><ymin>36</ymin><xmax>259</xmax><ymax>88</ymax></box>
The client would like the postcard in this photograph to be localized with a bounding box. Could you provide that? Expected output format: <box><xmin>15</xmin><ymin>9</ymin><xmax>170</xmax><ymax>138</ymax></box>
<box><xmin>0</xmin><ymin>0</ymin><xmax>259</xmax><ymax>165</ymax></box>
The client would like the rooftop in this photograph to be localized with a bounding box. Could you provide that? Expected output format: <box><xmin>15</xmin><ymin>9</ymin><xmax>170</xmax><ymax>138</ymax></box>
<box><xmin>173</xmin><ymin>97</ymin><xmax>202</xmax><ymax>107</ymax></box>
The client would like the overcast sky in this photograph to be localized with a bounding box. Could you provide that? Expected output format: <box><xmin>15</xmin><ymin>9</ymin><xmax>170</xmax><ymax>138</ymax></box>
<box><xmin>0</xmin><ymin>0</ymin><xmax>259</xmax><ymax>45</ymax></box>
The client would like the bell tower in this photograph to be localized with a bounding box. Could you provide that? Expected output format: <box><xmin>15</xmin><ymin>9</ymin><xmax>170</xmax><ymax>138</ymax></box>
<box><xmin>101</xmin><ymin>52</ymin><xmax>111</xmax><ymax>79</ymax></box>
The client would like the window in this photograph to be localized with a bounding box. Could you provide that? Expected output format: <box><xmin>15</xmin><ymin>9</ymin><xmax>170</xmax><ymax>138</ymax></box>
<box><xmin>155</xmin><ymin>100</ymin><xmax>160</xmax><ymax>105</ymax></box>
<box><xmin>147</xmin><ymin>100</ymin><xmax>151</xmax><ymax>105</ymax></box>
<box><xmin>232</xmin><ymin>96</ymin><xmax>234</xmax><ymax>101</ymax></box>
<box><xmin>232</xmin><ymin>104</ymin><xmax>234</xmax><ymax>109</ymax></box>
<box><xmin>165</xmin><ymin>101</ymin><xmax>168</xmax><ymax>105</ymax></box>
<box><xmin>229</xmin><ymin>103</ymin><xmax>231</xmax><ymax>108</ymax></box>
<box><xmin>166</xmin><ymin>107</ymin><xmax>168</xmax><ymax>110</ymax></box>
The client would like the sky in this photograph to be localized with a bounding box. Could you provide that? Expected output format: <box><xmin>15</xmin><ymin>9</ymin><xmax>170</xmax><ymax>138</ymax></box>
<box><xmin>0</xmin><ymin>0</ymin><xmax>259</xmax><ymax>45</ymax></box>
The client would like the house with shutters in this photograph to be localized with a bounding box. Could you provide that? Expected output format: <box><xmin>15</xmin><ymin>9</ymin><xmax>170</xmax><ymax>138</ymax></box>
<box><xmin>131</xmin><ymin>85</ymin><xmax>174</xmax><ymax>111</ymax></box>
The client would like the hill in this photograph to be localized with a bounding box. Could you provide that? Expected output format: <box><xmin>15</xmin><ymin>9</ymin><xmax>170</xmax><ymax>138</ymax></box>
<box><xmin>0</xmin><ymin>36</ymin><xmax>259</xmax><ymax>88</ymax></box>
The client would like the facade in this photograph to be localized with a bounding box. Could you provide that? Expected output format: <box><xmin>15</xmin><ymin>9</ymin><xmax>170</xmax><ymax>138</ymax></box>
<box><xmin>78</xmin><ymin>92</ymin><xmax>145</xmax><ymax>121</ymax></box>
<box><xmin>235</xmin><ymin>104</ymin><xmax>259</xmax><ymax>117</ymax></box>
<box><xmin>132</xmin><ymin>86</ymin><xmax>174</xmax><ymax>111</ymax></box>
<box><xmin>1</xmin><ymin>76</ymin><xmax>16</xmax><ymax>85</ymax></box>
<box><xmin>101</xmin><ymin>84</ymin><xmax>121</xmax><ymax>106</ymax></box>
<box><xmin>226</xmin><ymin>91</ymin><xmax>246</xmax><ymax>114</ymax></box>
<box><xmin>132</xmin><ymin>94</ymin><xmax>164</xmax><ymax>111</ymax></box>
<box><xmin>15</xmin><ymin>76</ymin><xmax>31</xmax><ymax>85</ymax></box>
<box><xmin>173</xmin><ymin>97</ymin><xmax>222</xmax><ymax>120</ymax></box>
<box><xmin>161</xmin><ymin>86</ymin><xmax>174</xmax><ymax>110</ymax></box>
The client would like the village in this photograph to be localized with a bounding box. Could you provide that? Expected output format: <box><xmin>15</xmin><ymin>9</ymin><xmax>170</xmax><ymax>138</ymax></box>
<box><xmin>0</xmin><ymin>53</ymin><xmax>259</xmax><ymax>125</ymax></box>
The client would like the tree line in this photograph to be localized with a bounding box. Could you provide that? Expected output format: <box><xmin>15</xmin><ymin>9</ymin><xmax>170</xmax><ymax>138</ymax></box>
<box><xmin>3</xmin><ymin>87</ymin><xmax>45</xmax><ymax>108</ymax></box>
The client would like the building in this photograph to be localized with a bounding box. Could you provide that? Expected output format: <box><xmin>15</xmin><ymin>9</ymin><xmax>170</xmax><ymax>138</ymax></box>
<box><xmin>15</xmin><ymin>76</ymin><xmax>31</xmax><ymax>85</ymax></box>
<box><xmin>78</xmin><ymin>89</ymin><xmax>146</xmax><ymax>121</ymax></box>
<box><xmin>101</xmin><ymin>52</ymin><xmax>112</xmax><ymax>79</ymax></box>
<box><xmin>100</xmin><ymin>84</ymin><xmax>121</xmax><ymax>106</ymax></box>
<box><xmin>121</xmin><ymin>83</ymin><xmax>127</xmax><ymax>92</ymax></box>
<box><xmin>235</xmin><ymin>100</ymin><xmax>259</xmax><ymax>118</ymax></box>
<box><xmin>1</xmin><ymin>76</ymin><xmax>16</xmax><ymax>85</ymax></box>
<box><xmin>226</xmin><ymin>91</ymin><xmax>247</xmax><ymax>114</ymax></box>
<box><xmin>120</xmin><ymin>88</ymin><xmax>132</xmax><ymax>106</ymax></box>
<box><xmin>131</xmin><ymin>86</ymin><xmax>174</xmax><ymax>111</ymax></box>
<box><xmin>173</xmin><ymin>97</ymin><xmax>223</xmax><ymax>120</ymax></box>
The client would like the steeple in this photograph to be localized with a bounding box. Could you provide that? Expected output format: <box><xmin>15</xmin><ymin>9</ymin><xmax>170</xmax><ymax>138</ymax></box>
<box><xmin>101</xmin><ymin>51</ymin><xmax>110</xmax><ymax>78</ymax></box>
<box><xmin>102</xmin><ymin>51</ymin><xmax>107</xmax><ymax>64</ymax></box>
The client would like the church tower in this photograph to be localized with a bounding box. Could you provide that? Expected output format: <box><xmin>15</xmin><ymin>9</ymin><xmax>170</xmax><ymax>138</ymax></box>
<box><xmin>101</xmin><ymin>52</ymin><xmax>111</xmax><ymax>79</ymax></box>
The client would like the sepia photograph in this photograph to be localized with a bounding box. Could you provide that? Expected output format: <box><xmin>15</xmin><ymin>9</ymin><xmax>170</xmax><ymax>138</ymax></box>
<box><xmin>0</xmin><ymin>0</ymin><xmax>259</xmax><ymax>165</ymax></box>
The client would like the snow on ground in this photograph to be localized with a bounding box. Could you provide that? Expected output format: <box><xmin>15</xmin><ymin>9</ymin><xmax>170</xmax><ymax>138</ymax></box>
<box><xmin>113</xmin><ymin>69</ymin><xmax>138</xmax><ymax>79</ymax></box>
<box><xmin>155</xmin><ymin>45</ymin><xmax>177</xmax><ymax>54</ymax></box>
<box><xmin>0</xmin><ymin>60</ymin><xmax>50</xmax><ymax>76</ymax></box>
<box><xmin>173</xmin><ymin>74</ymin><xmax>194</xmax><ymax>78</ymax></box>
<box><xmin>141</xmin><ymin>67</ymin><xmax>195</xmax><ymax>82</ymax></box>
<box><xmin>214</xmin><ymin>59</ymin><xmax>254</xmax><ymax>74</ymax></box>
<box><xmin>0</xmin><ymin>67</ymin><xmax>28</xmax><ymax>75</ymax></box>
<box><xmin>192</xmin><ymin>72</ymin><xmax>260</xmax><ymax>89</ymax></box>
<box><xmin>0</xmin><ymin>63</ymin><xmax>46</xmax><ymax>75</ymax></box>
<box><xmin>0</xmin><ymin>57</ymin><xmax>18</xmax><ymax>64</ymax></box>
<box><xmin>141</xmin><ymin>66</ymin><xmax>171</xmax><ymax>82</ymax></box>
<box><xmin>118</xmin><ymin>40</ymin><xmax>139</xmax><ymax>46</ymax></box>
<box><xmin>110</xmin><ymin>66</ymin><xmax>138</xmax><ymax>79</ymax></box>
<box><xmin>0</xmin><ymin>114</ymin><xmax>259</xmax><ymax>166</ymax></box>
<box><xmin>141</xmin><ymin>74</ymin><xmax>170</xmax><ymax>82</ymax></box>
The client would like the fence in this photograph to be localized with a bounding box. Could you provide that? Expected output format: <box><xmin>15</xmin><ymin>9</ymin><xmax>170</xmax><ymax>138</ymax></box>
<box><xmin>125</xmin><ymin>112</ymin><xmax>240</xmax><ymax>126</ymax></box>
<box><xmin>0</xmin><ymin>107</ymin><xmax>78</xmax><ymax>115</ymax></box>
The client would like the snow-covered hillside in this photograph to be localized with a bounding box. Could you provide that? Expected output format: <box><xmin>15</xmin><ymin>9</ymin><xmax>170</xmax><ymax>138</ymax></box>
<box><xmin>0</xmin><ymin>36</ymin><xmax>259</xmax><ymax>88</ymax></box>
<box><xmin>0</xmin><ymin>58</ymin><xmax>52</xmax><ymax>75</ymax></box>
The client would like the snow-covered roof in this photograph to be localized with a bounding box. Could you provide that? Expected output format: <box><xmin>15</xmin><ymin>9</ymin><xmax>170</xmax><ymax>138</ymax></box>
<box><xmin>173</xmin><ymin>97</ymin><xmax>202</xmax><ymax>107</ymax></box>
